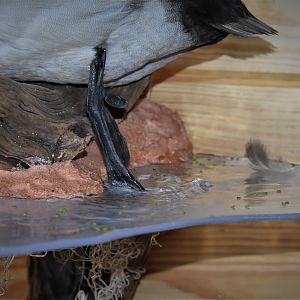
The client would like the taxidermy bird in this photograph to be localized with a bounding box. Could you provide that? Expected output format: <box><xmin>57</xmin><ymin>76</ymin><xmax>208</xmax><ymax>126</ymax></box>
<box><xmin>0</xmin><ymin>0</ymin><xmax>277</xmax><ymax>299</ymax></box>
<box><xmin>0</xmin><ymin>0</ymin><xmax>276</xmax><ymax>193</ymax></box>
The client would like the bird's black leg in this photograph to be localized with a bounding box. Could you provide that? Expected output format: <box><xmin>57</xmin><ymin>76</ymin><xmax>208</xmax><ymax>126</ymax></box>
<box><xmin>87</xmin><ymin>47</ymin><xmax>145</xmax><ymax>191</ymax></box>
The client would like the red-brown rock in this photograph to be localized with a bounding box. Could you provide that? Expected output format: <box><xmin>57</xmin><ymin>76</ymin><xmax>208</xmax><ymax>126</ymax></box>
<box><xmin>0</xmin><ymin>99</ymin><xmax>192</xmax><ymax>198</ymax></box>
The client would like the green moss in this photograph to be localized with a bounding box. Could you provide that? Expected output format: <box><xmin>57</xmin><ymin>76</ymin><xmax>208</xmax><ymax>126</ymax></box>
<box><xmin>58</xmin><ymin>207</ymin><xmax>67</xmax><ymax>214</ymax></box>
<box><xmin>253</xmin><ymin>191</ymin><xmax>269</xmax><ymax>197</ymax></box>
<box><xmin>101</xmin><ymin>226</ymin><xmax>109</xmax><ymax>233</ymax></box>
<box><xmin>245</xmin><ymin>204</ymin><xmax>251</xmax><ymax>210</ymax></box>
<box><xmin>94</xmin><ymin>226</ymin><xmax>101</xmax><ymax>232</ymax></box>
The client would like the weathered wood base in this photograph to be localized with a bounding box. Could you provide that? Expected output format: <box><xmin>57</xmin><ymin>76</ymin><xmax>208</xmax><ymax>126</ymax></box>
<box><xmin>0</xmin><ymin>76</ymin><xmax>92</xmax><ymax>170</ymax></box>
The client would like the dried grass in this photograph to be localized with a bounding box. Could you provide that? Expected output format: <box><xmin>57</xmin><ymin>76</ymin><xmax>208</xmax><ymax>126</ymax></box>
<box><xmin>0</xmin><ymin>256</ymin><xmax>14</xmax><ymax>296</ymax></box>
<box><xmin>70</xmin><ymin>238</ymin><xmax>146</xmax><ymax>300</ymax></box>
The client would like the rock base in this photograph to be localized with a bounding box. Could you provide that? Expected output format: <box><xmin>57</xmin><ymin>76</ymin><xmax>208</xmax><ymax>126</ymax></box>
<box><xmin>0</xmin><ymin>100</ymin><xmax>192</xmax><ymax>198</ymax></box>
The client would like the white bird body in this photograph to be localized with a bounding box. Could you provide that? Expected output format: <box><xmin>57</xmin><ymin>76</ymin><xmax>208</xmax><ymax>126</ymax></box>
<box><xmin>0</xmin><ymin>0</ymin><xmax>192</xmax><ymax>85</ymax></box>
<box><xmin>0</xmin><ymin>0</ymin><xmax>276</xmax><ymax>86</ymax></box>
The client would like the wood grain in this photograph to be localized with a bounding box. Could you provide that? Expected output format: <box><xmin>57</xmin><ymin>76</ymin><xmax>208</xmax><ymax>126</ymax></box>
<box><xmin>134</xmin><ymin>221</ymin><xmax>300</xmax><ymax>299</ymax></box>
<box><xmin>137</xmin><ymin>251</ymin><xmax>300</xmax><ymax>299</ymax></box>
<box><xmin>1</xmin><ymin>256</ymin><xmax>27</xmax><ymax>300</ymax></box>
<box><xmin>151</xmin><ymin>0</ymin><xmax>300</xmax><ymax>163</ymax></box>
<box><xmin>0</xmin><ymin>76</ymin><xmax>92</xmax><ymax>170</ymax></box>
<box><xmin>147</xmin><ymin>221</ymin><xmax>300</xmax><ymax>273</ymax></box>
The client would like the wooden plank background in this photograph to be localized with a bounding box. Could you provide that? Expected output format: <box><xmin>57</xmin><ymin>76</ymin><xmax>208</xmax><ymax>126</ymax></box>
<box><xmin>150</xmin><ymin>0</ymin><xmax>300</xmax><ymax>163</ymax></box>
<box><xmin>2</xmin><ymin>1</ymin><xmax>300</xmax><ymax>299</ymax></box>
<box><xmin>135</xmin><ymin>221</ymin><xmax>300</xmax><ymax>299</ymax></box>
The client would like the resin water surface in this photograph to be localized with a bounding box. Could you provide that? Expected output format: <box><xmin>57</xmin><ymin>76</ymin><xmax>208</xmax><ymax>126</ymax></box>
<box><xmin>1</xmin><ymin>155</ymin><xmax>300</xmax><ymax>257</ymax></box>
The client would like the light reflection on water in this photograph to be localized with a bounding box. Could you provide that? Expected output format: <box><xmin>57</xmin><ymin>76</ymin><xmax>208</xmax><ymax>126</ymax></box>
<box><xmin>0</xmin><ymin>155</ymin><xmax>299</xmax><ymax>256</ymax></box>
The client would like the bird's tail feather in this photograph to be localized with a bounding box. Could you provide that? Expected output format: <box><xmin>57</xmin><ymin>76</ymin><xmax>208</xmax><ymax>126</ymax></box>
<box><xmin>203</xmin><ymin>0</ymin><xmax>278</xmax><ymax>36</ymax></box>
<box><xmin>213</xmin><ymin>14</ymin><xmax>277</xmax><ymax>37</ymax></box>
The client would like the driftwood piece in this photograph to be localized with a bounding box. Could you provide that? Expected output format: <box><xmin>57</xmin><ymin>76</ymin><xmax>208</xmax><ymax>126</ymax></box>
<box><xmin>0</xmin><ymin>75</ymin><xmax>151</xmax><ymax>171</ymax></box>
<box><xmin>0</xmin><ymin>76</ymin><xmax>92</xmax><ymax>170</ymax></box>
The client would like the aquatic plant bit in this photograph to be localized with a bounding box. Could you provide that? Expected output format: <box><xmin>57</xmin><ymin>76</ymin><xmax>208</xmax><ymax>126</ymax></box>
<box><xmin>281</xmin><ymin>201</ymin><xmax>290</xmax><ymax>207</ymax></box>
<box><xmin>0</xmin><ymin>256</ymin><xmax>14</xmax><ymax>296</ymax></box>
<box><xmin>245</xmin><ymin>203</ymin><xmax>251</xmax><ymax>210</ymax></box>
<box><xmin>58</xmin><ymin>207</ymin><xmax>67</xmax><ymax>214</ymax></box>
<box><xmin>101</xmin><ymin>225</ymin><xmax>109</xmax><ymax>233</ymax></box>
